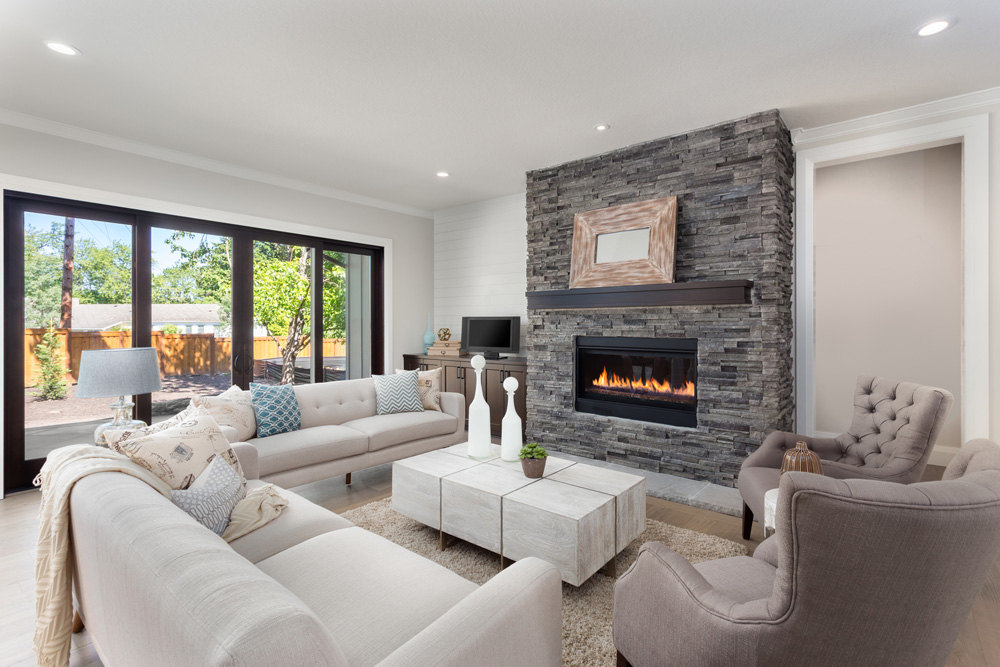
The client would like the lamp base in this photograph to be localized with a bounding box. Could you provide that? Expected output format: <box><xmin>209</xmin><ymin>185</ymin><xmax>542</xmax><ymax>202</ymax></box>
<box><xmin>94</xmin><ymin>397</ymin><xmax>147</xmax><ymax>447</ymax></box>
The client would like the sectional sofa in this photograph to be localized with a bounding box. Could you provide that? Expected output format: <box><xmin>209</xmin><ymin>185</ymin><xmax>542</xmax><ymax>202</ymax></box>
<box><xmin>69</xmin><ymin>444</ymin><xmax>563</xmax><ymax>666</ymax></box>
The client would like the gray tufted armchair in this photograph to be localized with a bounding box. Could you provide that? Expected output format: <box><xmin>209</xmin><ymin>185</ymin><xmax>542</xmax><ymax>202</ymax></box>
<box><xmin>739</xmin><ymin>374</ymin><xmax>954</xmax><ymax>539</ymax></box>
<box><xmin>614</xmin><ymin>439</ymin><xmax>1000</xmax><ymax>667</ymax></box>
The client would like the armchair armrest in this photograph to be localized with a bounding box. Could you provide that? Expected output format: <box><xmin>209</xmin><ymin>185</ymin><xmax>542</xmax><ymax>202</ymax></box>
<box><xmin>232</xmin><ymin>442</ymin><xmax>259</xmax><ymax>480</ymax></box>
<box><xmin>614</xmin><ymin>542</ymin><xmax>772</xmax><ymax>666</ymax></box>
<box><xmin>744</xmin><ymin>431</ymin><xmax>841</xmax><ymax>470</ymax></box>
<box><xmin>378</xmin><ymin>557</ymin><xmax>562</xmax><ymax>667</ymax></box>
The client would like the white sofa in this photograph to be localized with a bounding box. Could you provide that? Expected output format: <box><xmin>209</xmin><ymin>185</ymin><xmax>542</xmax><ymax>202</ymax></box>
<box><xmin>69</xmin><ymin>444</ymin><xmax>563</xmax><ymax>667</ymax></box>
<box><xmin>241</xmin><ymin>377</ymin><xmax>466</xmax><ymax>488</ymax></box>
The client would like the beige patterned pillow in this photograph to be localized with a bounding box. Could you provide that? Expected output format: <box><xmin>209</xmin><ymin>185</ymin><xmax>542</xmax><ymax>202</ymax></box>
<box><xmin>191</xmin><ymin>385</ymin><xmax>257</xmax><ymax>442</ymax></box>
<box><xmin>106</xmin><ymin>407</ymin><xmax>245</xmax><ymax>490</ymax></box>
<box><xmin>396</xmin><ymin>367</ymin><xmax>442</xmax><ymax>412</ymax></box>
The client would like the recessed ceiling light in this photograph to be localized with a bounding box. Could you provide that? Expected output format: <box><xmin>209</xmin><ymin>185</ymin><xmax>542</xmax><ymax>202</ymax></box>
<box><xmin>436</xmin><ymin>172</ymin><xmax>450</xmax><ymax>178</ymax></box>
<box><xmin>915</xmin><ymin>19</ymin><xmax>951</xmax><ymax>37</ymax></box>
<box><xmin>594</xmin><ymin>124</ymin><xmax>611</xmax><ymax>132</ymax></box>
<box><xmin>46</xmin><ymin>42</ymin><xmax>80</xmax><ymax>56</ymax></box>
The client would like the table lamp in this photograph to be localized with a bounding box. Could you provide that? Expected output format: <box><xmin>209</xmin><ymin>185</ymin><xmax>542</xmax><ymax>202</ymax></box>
<box><xmin>76</xmin><ymin>347</ymin><xmax>163</xmax><ymax>446</ymax></box>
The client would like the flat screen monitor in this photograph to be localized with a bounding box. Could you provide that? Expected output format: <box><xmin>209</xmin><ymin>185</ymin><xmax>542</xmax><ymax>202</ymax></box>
<box><xmin>462</xmin><ymin>316</ymin><xmax>520</xmax><ymax>359</ymax></box>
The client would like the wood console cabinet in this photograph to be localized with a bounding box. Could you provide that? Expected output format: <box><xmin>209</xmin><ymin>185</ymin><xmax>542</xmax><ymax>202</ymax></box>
<box><xmin>402</xmin><ymin>354</ymin><xmax>527</xmax><ymax>436</ymax></box>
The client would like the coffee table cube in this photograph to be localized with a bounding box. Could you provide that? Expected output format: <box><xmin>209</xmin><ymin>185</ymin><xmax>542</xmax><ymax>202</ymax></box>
<box><xmin>441</xmin><ymin>464</ymin><xmax>536</xmax><ymax>553</ymax></box>
<box><xmin>548</xmin><ymin>464</ymin><xmax>647</xmax><ymax>552</ymax></box>
<box><xmin>502</xmin><ymin>479</ymin><xmax>616</xmax><ymax>586</ymax></box>
<box><xmin>392</xmin><ymin>450</ymin><xmax>480</xmax><ymax>529</ymax></box>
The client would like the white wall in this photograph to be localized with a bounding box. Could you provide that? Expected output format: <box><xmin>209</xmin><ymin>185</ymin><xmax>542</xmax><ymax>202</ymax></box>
<box><xmin>432</xmin><ymin>193</ymin><xmax>528</xmax><ymax>346</ymax></box>
<box><xmin>0</xmin><ymin>123</ymin><xmax>435</xmax><ymax>370</ymax></box>
<box><xmin>0</xmin><ymin>122</ymin><xmax>435</xmax><ymax>494</ymax></box>
<box><xmin>793</xmin><ymin>88</ymin><xmax>1000</xmax><ymax>461</ymax></box>
<box><xmin>813</xmin><ymin>145</ymin><xmax>962</xmax><ymax>448</ymax></box>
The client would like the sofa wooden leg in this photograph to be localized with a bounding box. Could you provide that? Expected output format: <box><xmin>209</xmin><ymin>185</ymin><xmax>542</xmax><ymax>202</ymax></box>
<box><xmin>72</xmin><ymin>610</ymin><xmax>85</xmax><ymax>634</ymax></box>
<box><xmin>616</xmin><ymin>650</ymin><xmax>632</xmax><ymax>667</ymax></box>
<box><xmin>345</xmin><ymin>472</ymin><xmax>351</xmax><ymax>485</ymax></box>
<box><xmin>742</xmin><ymin>502</ymin><xmax>754</xmax><ymax>540</ymax></box>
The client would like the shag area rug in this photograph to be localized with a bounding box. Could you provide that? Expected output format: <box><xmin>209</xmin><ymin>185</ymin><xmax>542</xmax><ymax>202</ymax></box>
<box><xmin>342</xmin><ymin>498</ymin><xmax>747</xmax><ymax>667</ymax></box>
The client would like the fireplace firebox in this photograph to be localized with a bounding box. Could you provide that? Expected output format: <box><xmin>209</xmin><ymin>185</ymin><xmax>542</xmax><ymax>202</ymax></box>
<box><xmin>576</xmin><ymin>337</ymin><xmax>697</xmax><ymax>427</ymax></box>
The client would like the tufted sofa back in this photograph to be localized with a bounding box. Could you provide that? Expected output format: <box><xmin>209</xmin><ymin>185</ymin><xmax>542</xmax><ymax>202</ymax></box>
<box><xmin>294</xmin><ymin>377</ymin><xmax>378</xmax><ymax>429</ymax></box>
<box><xmin>832</xmin><ymin>374</ymin><xmax>953</xmax><ymax>472</ymax></box>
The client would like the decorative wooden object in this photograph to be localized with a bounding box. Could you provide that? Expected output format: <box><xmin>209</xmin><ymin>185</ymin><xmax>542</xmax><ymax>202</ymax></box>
<box><xmin>569</xmin><ymin>196</ymin><xmax>677</xmax><ymax>289</ymax></box>
<box><xmin>780</xmin><ymin>440</ymin><xmax>824</xmax><ymax>475</ymax></box>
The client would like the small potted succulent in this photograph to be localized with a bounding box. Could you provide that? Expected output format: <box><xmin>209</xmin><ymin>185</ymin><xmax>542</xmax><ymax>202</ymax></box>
<box><xmin>519</xmin><ymin>443</ymin><xmax>548</xmax><ymax>478</ymax></box>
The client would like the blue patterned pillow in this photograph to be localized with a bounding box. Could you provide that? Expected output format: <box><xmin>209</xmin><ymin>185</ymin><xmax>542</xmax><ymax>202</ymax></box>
<box><xmin>372</xmin><ymin>371</ymin><xmax>425</xmax><ymax>415</ymax></box>
<box><xmin>249</xmin><ymin>383</ymin><xmax>302</xmax><ymax>437</ymax></box>
<box><xmin>171</xmin><ymin>455</ymin><xmax>245</xmax><ymax>535</ymax></box>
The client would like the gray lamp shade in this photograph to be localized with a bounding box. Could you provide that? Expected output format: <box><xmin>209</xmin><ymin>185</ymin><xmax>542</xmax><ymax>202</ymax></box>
<box><xmin>76</xmin><ymin>348</ymin><xmax>163</xmax><ymax>398</ymax></box>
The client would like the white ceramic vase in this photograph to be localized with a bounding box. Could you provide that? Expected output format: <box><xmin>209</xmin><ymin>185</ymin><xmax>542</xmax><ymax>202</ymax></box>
<box><xmin>467</xmin><ymin>355</ymin><xmax>492</xmax><ymax>460</ymax></box>
<box><xmin>500</xmin><ymin>376</ymin><xmax>522</xmax><ymax>461</ymax></box>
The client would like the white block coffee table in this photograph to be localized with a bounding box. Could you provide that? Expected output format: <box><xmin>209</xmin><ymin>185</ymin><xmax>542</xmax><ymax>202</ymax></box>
<box><xmin>392</xmin><ymin>443</ymin><xmax>646</xmax><ymax>586</ymax></box>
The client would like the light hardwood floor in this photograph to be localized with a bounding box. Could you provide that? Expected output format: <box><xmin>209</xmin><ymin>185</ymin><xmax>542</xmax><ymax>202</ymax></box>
<box><xmin>0</xmin><ymin>464</ymin><xmax>996</xmax><ymax>666</ymax></box>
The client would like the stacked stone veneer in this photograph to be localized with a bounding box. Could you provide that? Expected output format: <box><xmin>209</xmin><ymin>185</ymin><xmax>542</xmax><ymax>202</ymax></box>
<box><xmin>525</xmin><ymin>110</ymin><xmax>794</xmax><ymax>487</ymax></box>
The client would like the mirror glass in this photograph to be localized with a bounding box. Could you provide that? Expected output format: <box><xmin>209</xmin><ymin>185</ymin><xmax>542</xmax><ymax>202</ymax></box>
<box><xmin>595</xmin><ymin>227</ymin><xmax>650</xmax><ymax>263</ymax></box>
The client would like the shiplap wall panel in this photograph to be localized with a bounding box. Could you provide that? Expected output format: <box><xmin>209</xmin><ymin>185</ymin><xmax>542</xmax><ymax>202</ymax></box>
<box><xmin>433</xmin><ymin>193</ymin><xmax>528</xmax><ymax>342</ymax></box>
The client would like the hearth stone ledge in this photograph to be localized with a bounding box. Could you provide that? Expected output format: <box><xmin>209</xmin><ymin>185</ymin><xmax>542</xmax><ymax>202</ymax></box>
<box><xmin>524</xmin><ymin>109</ymin><xmax>794</xmax><ymax>488</ymax></box>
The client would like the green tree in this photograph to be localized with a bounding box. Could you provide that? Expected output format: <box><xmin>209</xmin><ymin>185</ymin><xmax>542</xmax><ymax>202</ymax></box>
<box><xmin>23</xmin><ymin>224</ymin><xmax>63</xmax><ymax>328</ymax></box>
<box><xmin>33</xmin><ymin>323</ymin><xmax>68</xmax><ymax>400</ymax></box>
<box><xmin>73</xmin><ymin>238</ymin><xmax>132</xmax><ymax>304</ymax></box>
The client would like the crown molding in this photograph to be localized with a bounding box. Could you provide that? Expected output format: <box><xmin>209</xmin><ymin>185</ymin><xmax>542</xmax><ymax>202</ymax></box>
<box><xmin>791</xmin><ymin>86</ymin><xmax>1000</xmax><ymax>146</ymax></box>
<box><xmin>0</xmin><ymin>108</ymin><xmax>433</xmax><ymax>219</ymax></box>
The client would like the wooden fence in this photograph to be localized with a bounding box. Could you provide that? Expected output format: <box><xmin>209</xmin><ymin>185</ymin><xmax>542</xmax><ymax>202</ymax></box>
<box><xmin>23</xmin><ymin>329</ymin><xmax>346</xmax><ymax>387</ymax></box>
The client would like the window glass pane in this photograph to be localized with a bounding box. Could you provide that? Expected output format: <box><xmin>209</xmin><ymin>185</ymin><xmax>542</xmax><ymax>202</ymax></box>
<box><xmin>149</xmin><ymin>228</ymin><xmax>234</xmax><ymax>417</ymax></box>
<box><xmin>253</xmin><ymin>241</ymin><xmax>312</xmax><ymax>385</ymax></box>
<box><xmin>23</xmin><ymin>212</ymin><xmax>132</xmax><ymax>457</ymax></box>
<box><xmin>327</xmin><ymin>250</ymin><xmax>372</xmax><ymax>380</ymax></box>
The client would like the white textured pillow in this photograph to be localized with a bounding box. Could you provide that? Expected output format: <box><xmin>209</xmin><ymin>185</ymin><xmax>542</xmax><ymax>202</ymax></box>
<box><xmin>191</xmin><ymin>385</ymin><xmax>257</xmax><ymax>442</ymax></box>
<box><xmin>171</xmin><ymin>455</ymin><xmax>246</xmax><ymax>535</ymax></box>
<box><xmin>396</xmin><ymin>367</ymin><xmax>442</xmax><ymax>412</ymax></box>
<box><xmin>106</xmin><ymin>407</ymin><xmax>245</xmax><ymax>490</ymax></box>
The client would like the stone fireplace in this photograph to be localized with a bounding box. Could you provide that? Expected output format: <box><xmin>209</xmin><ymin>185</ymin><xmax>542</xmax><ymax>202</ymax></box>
<box><xmin>524</xmin><ymin>110</ymin><xmax>794</xmax><ymax>487</ymax></box>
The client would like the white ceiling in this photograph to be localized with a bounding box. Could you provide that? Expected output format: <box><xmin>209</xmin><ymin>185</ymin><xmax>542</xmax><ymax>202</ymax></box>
<box><xmin>2</xmin><ymin>0</ymin><xmax>999</xmax><ymax>215</ymax></box>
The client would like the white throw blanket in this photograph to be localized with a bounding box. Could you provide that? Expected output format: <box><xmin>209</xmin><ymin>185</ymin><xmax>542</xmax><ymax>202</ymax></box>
<box><xmin>33</xmin><ymin>445</ymin><xmax>287</xmax><ymax>667</ymax></box>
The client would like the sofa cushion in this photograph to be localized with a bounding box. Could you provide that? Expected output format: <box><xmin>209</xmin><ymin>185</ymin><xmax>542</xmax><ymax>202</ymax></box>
<box><xmin>106</xmin><ymin>407</ymin><xmax>245</xmax><ymax>490</ymax></box>
<box><xmin>252</xmin><ymin>425</ymin><xmax>369</xmax><ymax>477</ymax></box>
<box><xmin>250</xmin><ymin>383</ymin><xmax>302</xmax><ymax>437</ymax></box>
<box><xmin>257</xmin><ymin>527</ymin><xmax>478</xmax><ymax>667</ymax></box>
<box><xmin>295</xmin><ymin>378</ymin><xmax>378</xmax><ymax>428</ymax></box>
<box><xmin>373</xmin><ymin>371</ymin><xmax>425</xmax><ymax>415</ymax></box>
<box><xmin>191</xmin><ymin>385</ymin><xmax>257</xmax><ymax>441</ymax></box>
<box><xmin>171</xmin><ymin>454</ymin><xmax>246</xmax><ymax>535</ymax></box>
<box><xmin>228</xmin><ymin>481</ymin><xmax>354</xmax><ymax>563</ymax></box>
<box><xmin>396</xmin><ymin>366</ymin><xmax>443</xmax><ymax>411</ymax></box>
<box><xmin>342</xmin><ymin>411</ymin><xmax>458</xmax><ymax>452</ymax></box>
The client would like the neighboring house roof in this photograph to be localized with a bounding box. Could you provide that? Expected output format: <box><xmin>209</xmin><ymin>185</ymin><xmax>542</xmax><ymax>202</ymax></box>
<box><xmin>69</xmin><ymin>300</ymin><xmax>221</xmax><ymax>330</ymax></box>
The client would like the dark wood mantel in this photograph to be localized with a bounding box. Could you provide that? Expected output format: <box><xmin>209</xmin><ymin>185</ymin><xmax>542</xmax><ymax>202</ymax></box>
<box><xmin>525</xmin><ymin>280</ymin><xmax>753</xmax><ymax>310</ymax></box>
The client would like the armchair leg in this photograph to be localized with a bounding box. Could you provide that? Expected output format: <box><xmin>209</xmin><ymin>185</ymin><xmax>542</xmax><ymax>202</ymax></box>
<box><xmin>742</xmin><ymin>502</ymin><xmax>754</xmax><ymax>540</ymax></box>
<box><xmin>345</xmin><ymin>472</ymin><xmax>352</xmax><ymax>485</ymax></box>
<box><xmin>72</xmin><ymin>610</ymin><xmax>85</xmax><ymax>634</ymax></box>
<box><xmin>616</xmin><ymin>650</ymin><xmax>632</xmax><ymax>667</ymax></box>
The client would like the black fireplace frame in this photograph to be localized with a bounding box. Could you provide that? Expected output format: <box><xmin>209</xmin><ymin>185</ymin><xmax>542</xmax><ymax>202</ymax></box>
<box><xmin>575</xmin><ymin>336</ymin><xmax>698</xmax><ymax>428</ymax></box>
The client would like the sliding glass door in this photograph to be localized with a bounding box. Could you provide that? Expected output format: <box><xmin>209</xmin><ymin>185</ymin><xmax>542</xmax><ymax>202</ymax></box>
<box><xmin>4</xmin><ymin>192</ymin><xmax>383</xmax><ymax>492</ymax></box>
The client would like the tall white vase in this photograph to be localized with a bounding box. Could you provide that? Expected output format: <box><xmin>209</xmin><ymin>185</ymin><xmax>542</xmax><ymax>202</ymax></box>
<box><xmin>500</xmin><ymin>376</ymin><xmax>522</xmax><ymax>461</ymax></box>
<box><xmin>467</xmin><ymin>355</ymin><xmax>492</xmax><ymax>460</ymax></box>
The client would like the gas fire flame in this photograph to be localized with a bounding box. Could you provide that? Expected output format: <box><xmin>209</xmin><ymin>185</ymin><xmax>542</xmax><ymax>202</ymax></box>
<box><xmin>592</xmin><ymin>367</ymin><xmax>695</xmax><ymax>397</ymax></box>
